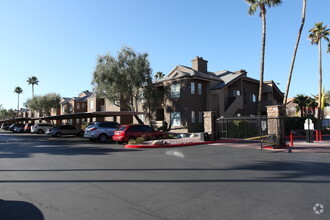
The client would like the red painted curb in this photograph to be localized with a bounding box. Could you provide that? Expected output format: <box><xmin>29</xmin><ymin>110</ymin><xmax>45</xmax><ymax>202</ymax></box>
<box><xmin>124</xmin><ymin>139</ymin><xmax>246</xmax><ymax>149</ymax></box>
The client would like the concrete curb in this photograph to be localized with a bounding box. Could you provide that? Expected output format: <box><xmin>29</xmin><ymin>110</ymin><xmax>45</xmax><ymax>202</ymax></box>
<box><xmin>124</xmin><ymin>139</ymin><xmax>245</xmax><ymax>149</ymax></box>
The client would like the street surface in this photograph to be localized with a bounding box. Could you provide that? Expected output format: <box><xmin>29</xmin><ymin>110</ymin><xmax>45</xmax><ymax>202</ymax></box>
<box><xmin>0</xmin><ymin>131</ymin><xmax>329</xmax><ymax>220</ymax></box>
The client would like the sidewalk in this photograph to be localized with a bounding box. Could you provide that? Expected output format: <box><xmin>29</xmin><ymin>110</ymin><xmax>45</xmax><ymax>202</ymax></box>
<box><xmin>286</xmin><ymin>140</ymin><xmax>330</xmax><ymax>153</ymax></box>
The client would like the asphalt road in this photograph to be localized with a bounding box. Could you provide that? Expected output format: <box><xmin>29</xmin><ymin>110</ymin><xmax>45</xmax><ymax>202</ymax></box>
<box><xmin>0</xmin><ymin>131</ymin><xmax>329</xmax><ymax>220</ymax></box>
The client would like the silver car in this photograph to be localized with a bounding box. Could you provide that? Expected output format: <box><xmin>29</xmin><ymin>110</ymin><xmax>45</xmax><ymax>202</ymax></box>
<box><xmin>84</xmin><ymin>121</ymin><xmax>120</xmax><ymax>143</ymax></box>
<box><xmin>31</xmin><ymin>123</ymin><xmax>54</xmax><ymax>134</ymax></box>
<box><xmin>46</xmin><ymin>125</ymin><xmax>84</xmax><ymax>137</ymax></box>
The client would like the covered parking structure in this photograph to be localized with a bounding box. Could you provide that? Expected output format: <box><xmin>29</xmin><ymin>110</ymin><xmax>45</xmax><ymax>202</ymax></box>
<box><xmin>32</xmin><ymin>111</ymin><xmax>146</xmax><ymax>127</ymax></box>
<box><xmin>1</xmin><ymin>111</ymin><xmax>146</xmax><ymax>128</ymax></box>
<box><xmin>0</xmin><ymin>117</ymin><xmax>32</xmax><ymax>124</ymax></box>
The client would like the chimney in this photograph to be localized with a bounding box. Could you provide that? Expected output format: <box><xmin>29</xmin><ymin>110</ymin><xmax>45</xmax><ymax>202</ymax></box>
<box><xmin>191</xmin><ymin>56</ymin><xmax>208</xmax><ymax>73</ymax></box>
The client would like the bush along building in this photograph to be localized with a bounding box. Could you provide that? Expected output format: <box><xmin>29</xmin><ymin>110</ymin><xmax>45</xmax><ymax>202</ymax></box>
<box><xmin>152</xmin><ymin>57</ymin><xmax>284</xmax><ymax>133</ymax></box>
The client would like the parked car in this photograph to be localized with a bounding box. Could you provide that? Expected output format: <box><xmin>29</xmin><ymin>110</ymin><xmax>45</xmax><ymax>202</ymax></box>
<box><xmin>13</xmin><ymin>124</ymin><xmax>26</xmax><ymax>133</ymax></box>
<box><xmin>84</xmin><ymin>121</ymin><xmax>120</xmax><ymax>143</ymax></box>
<box><xmin>9</xmin><ymin>123</ymin><xmax>22</xmax><ymax>132</ymax></box>
<box><xmin>1</xmin><ymin>123</ymin><xmax>10</xmax><ymax>130</ymax></box>
<box><xmin>46</xmin><ymin>125</ymin><xmax>84</xmax><ymax>137</ymax></box>
<box><xmin>24</xmin><ymin>123</ymin><xmax>34</xmax><ymax>133</ymax></box>
<box><xmin>31</xmin><ymin>123</ymin><xmax>54</xmax><ymax>134</ymax></box>
<box><xmin>113</xmin><ymin>124</ymin><xmax>164</xmax><ymax>143</ymax></box>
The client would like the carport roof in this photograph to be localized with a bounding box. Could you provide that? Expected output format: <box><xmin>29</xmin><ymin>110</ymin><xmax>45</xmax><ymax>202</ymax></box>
<box><xmin>0</xmin><ymin>111</ymin><xmax>146</xmax><ymax>123</ymax></box>
<box><xmin>32</xmin><ymin>111</ymin><xmax>146</xmax><ymax>120</ymax></box>
<box><xmin>0</xmin><ymin>117</ymin><xmax>32</xmax><ymax>123</ymax></box>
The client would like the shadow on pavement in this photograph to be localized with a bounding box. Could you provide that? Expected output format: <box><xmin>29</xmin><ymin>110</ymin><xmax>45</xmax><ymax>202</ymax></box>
<box><xmin>0</xmin><ymin>143</ymin><xmax>139</xmax><ymax>159</ymax></box>
<box><xmin>0</xmin><ymin>160</ymin><xmax>329</xmax><ymax>184</ymax></box>
<box><xmin>0</xmin><ymin>199</ymin><xmax>44</xmax><ymax>220</ymax></box>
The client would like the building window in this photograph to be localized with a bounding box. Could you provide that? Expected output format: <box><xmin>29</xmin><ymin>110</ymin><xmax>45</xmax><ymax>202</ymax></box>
<box><xmin>81</xmin><ymin>103</ymin><xmax>86</xmax><ymax>109</ymax></box>
<box><xmin>198</xmin><ymin>83</ymin><xmax>202</xmax><ymax>95</ymax></box>
<box><xmin>191</xmin><ymin>111</ymin><xmax>196</xmax><ymax>123</ymax></box>
<box><xmin>89</xmin><ymin>100</ymin><xmax>94</xmax><ymax>110</ymax></box>
<box><xmin>170</xmin><ymin>84</ymin><xmax>180</xmax><ymax>98</ymax></box>
<box><xmin>77</xmin><ymin>103</ymin><xmax>80</xmax><ymax>110</ymax></box>
<box><xmin>170</xmin><ymin>112</ymin><xmax>181</xmax><ymax>126</ymax></box>
<box><xmin>191</xmin><ymin>82</ymin><xmax>195</xmax><ymax>94</ymax></box>
<box><xmin>199</xmin><ymin>112</ymin><xmax>203</xmax><ymax>123</ymax></box>
<box><xmin>233</xmin><ymin>89</ymin><xmax>240</xmax><ymax>97</ymax></box>
<box><xmin>250</xmin><ymin>94</ymin><xmax>257</xmax><ymax>103</ymax></box>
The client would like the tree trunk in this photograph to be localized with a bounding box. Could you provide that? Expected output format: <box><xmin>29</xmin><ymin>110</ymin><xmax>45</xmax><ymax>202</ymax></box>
<box><xmin>258</xmin><ymin>5</ymin><xmax>266</xmax><ymax>115</ymax></box>
<box><xmin>32</xmin><ymin>85</ymin><xmax>34</xmax><ymax>98</ymax></box>
<box><xmin>283</xmin><ymin>0</ymin><xmax>306</xmax><ymax>105</ymax></box>
<box><xmin>317</xmin><ymin>39</ymin><xmax>323</xmax><ymax>130</ymax></box>
<box><xmin>17</xmin><ymin>94</ymin><xmax>20</xmax><ymax>117</ymax></box>
<box><xmin>134</xmin><ymin>115</ymin><xmax>144</xmax><ymax>125</ymax></box>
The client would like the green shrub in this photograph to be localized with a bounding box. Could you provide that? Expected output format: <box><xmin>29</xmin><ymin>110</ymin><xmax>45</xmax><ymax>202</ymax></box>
<box><xmin>128</xmin><ymin>137</ymin><xmax>145</xmax><ymax>145</ymax></box>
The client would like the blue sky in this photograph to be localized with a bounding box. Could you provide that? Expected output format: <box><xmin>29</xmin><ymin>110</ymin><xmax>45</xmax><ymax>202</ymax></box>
<box><xmin>0</xmin><ymin>0</ymin><xmax>329</xmax><ymax>109</ymax></box>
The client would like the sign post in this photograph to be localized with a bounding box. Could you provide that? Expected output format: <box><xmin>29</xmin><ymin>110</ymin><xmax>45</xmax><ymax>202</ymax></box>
<box><xmin>304</xmin><ymin>118</ymin><xmax>314</xmax><ymax>143</ymax></box>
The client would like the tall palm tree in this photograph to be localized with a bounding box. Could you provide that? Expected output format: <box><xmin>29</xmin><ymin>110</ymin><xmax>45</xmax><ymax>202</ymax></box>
<box><xmin>14</xmin><ymin>86</ymin><xmax>23</xmax><ymax>116</ymax></box>
<box><xmin>245</xmin><ymin>0</ymin><xmax>282</xmax><ymax>115</ymax></box>
<box><xmin>283</xmin><ymin>0</ymin><xmax>306</xmax><ymax>105</ymax></box>
<box><xmin>27</xmin><ymin>76</ymin><xmax>39</xmax><ymax>97</ymax></box>
<box><xmin>308</xmin><ymin>22</ymin><xmax>330</xmax><ymax>128</ymax></box>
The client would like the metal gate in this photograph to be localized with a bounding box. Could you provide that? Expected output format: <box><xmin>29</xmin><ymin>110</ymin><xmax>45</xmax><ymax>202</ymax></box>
<box><xmin>215</xmin><ymin>116</ymin><xmax>269</xmax><ymax>140</ymax></box>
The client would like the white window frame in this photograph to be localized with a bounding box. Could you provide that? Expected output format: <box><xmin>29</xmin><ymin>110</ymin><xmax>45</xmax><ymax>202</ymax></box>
<box><xmin>191</xmin><ymin>111</ymin><xmax>196</xmax><ymax>123</ymax></box>
<box><xmin>191</xmin><ymin>82</ymin><xmax>195</xmax><ymax>94</ymax></box>
<box><xmin>170</xmin><ymin>84</ymin><xmax>180</xmax><ymax>98</ymax></box>
<box><xmin>170</xmin><ymin>112</ymin><xmax>181</xmax><ymax>126</ymax></box>
<box><xmin>198</xmin><ymin>83</ymin><xmax>202</xmax><ymax>95</ymax></box>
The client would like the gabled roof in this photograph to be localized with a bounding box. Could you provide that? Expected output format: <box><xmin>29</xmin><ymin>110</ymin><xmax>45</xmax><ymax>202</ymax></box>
<box><xmin>59</xmin><ymin>97</ymin><xmax>71</xmax><ymax>105</ymax></box>
<box><xmin>211</xmin><ymin>70</ymin><xmax>247</xmax><ymax>90</ymax></box>
<box><xmin>264</xmin><ymin>80</ymin><xmax>284</xmax><ymax>98</ymax></box>
<box><xmin>157</xmin><ymin>65</ymin><xmax>230</xmax><ymax>83</ymax></box>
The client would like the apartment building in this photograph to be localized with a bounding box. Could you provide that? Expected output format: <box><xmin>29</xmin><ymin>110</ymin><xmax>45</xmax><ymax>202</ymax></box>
<box><xmin>153</xmin><ymin>57</ymin><xmax>284</xmax><ymax>133</ymax></box>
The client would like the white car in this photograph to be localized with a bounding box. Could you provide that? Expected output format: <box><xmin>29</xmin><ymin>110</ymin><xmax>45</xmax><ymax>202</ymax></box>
<box><xmin>31</xmin><ymin>123</ymin><xmax>54</xmax><ymax>134</ymax></box>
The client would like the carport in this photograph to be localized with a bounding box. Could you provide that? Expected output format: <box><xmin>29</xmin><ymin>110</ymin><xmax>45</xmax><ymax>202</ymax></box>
<box><xmin>0</xmin><ymin>117</ymin><xmax>32</xmax><ymax>124</ymax></box>
<box><xmin>31</xmin><ymin>111</ymin><xmax>146</xmax><ymax>126</ymax></box>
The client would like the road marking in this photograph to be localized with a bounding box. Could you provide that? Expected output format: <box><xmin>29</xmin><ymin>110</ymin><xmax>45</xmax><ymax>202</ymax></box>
<box><xmin>166</xmin><ymin>150</ymin><xmax>185</xmax><ymax>158</ymax></box>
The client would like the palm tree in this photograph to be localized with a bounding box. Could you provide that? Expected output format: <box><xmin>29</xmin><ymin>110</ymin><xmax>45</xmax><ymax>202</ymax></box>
<box><xmin>293</xmin><ymin>94</ymin><xmax>309</xmax><ymax>117</ymax></box>
<box><xmin>283</xmin><ymin>0</ymin><xmax>306</xmax><ymax>105</ymax></box>
<box><xmin>27</xmin><ymin>76</ymin><xmax>39</xmax><ymax>97</ymax></box>
<box><xmin>14</xmin><ymin>86</ymin><xmax>23</xmax><ymax>116</ymax></box>
<box><xmin>155</xmin><ymin>72</ymin><xmax>165</xmax><ymax>82</ymax></box>
<box><xmin>308</xmin><ymin>22</ymin><xmax>330</xmax><ymax>128</ymax></box>
<box><xmin>245</xmin><ymin>0</ymin><xmax>282</xmax><ymax>115</ymax></box>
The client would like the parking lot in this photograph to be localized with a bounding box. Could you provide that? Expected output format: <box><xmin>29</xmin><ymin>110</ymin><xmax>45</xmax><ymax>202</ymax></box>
<box><xmin>0</xmin><ymin>130</ymin><xmax>330</xmax><ymax>219</ymax></box>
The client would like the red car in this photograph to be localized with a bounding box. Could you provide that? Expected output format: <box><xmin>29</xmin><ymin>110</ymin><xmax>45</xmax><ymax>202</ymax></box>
<box><xmin>113</xmin><ymin>124</ymin><xmax>163</xmax><ymax>143</ymax></box>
